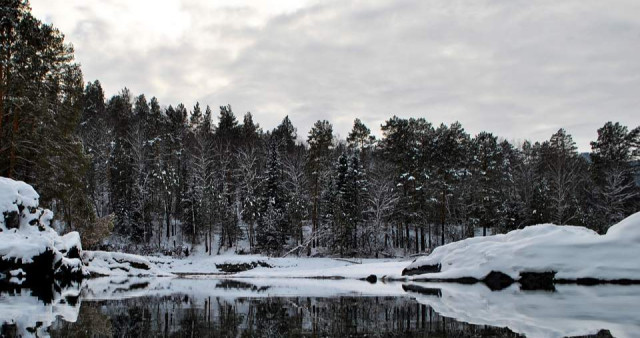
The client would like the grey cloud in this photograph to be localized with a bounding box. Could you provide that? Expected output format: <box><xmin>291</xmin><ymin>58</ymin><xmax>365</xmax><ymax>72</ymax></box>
<box><xmin>204</xmin><ymin>0</ymin><xmax>640</xmax><ymax>149</ymax></box>
<box><xmin>37</xmin><ymin>0</ymin><xmax>640</xmax><ymax>150</ymax></box>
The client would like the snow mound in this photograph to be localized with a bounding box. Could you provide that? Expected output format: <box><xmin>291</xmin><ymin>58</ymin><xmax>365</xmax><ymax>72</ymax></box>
<box><xmin>0</xmin><ymin>177</ymin><xmax>85</xmax><ymax>280</ymax></box>
<box><xmin>405</xmin><ymin>212</ymin><xmax>640</xmax><ymax>281</ymax></box>
<box><xmin>82</xmin><ymin>251</ymin><xmax>172</xmax><ymax>277</ymax></box>
<box><xmin>0</xmin><ymin>177</ymin><xmax>39</xmax><ymax>228</ymax></box>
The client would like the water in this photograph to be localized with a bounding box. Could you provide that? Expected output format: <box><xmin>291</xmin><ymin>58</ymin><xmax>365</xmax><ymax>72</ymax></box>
<box><xmin>49</xmin><ymin>295</ymin><xmax>519</xmax><ymax>337</ymax></box>
<box><xmin>2</xmin><ymin>277</ymin><xmax>638</xmax><ymax>337</ymax></box>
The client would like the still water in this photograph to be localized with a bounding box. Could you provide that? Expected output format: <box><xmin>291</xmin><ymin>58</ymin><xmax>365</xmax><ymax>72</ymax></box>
<box><xmin>2</xmin><ymin>278</ymin><xmax>638</xmax><ymax>337</ymax></box>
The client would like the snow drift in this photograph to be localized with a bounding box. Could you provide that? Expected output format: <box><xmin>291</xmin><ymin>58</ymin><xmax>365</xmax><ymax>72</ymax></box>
<box><xmin>0</xmin><ymin>177</ymin><xmax>85</xmax><ymax>282</ymax></box>
<box><xmin>404</xmin><ymin>212</ymin><xmax>640</xmax><ymax>282</ymax></box>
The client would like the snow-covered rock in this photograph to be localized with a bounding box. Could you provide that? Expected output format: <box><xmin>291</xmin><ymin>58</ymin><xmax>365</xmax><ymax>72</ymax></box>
<box><xmin>82</xmin><ymin>251</ymin><xmax>172</xmax><ymax>277</ymax></box>
<box><xmin>404</xmin><ymin>212</ymin><xmax>640</xmax><ymax>282</ymax></box>
<box><xmin>0</xmin><ymin>177</ymin><xmax>85</xmax><ymax>282</ymax></box>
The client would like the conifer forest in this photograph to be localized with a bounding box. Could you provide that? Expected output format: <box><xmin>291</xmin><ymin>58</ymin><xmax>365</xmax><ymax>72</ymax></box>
<box><xmin>1</xmin><ymin>1</ymin><xmax>638</xmax><ymax>258</ymax></box>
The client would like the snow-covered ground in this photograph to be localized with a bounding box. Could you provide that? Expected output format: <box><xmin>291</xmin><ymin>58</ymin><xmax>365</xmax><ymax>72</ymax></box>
<box><xmin>150</xmin><ymin>253</ymin><xmax>409</xmax><ymax>279</ymax></box>
<box><xmin>82</xmin><ymin>250</ymin><xmax>173</xmax><ymax>277</ymax></box>
<box><xmin>405</xmin><ymin>212</ymin><xmax>640</xmax><ymax>281</ymax></box>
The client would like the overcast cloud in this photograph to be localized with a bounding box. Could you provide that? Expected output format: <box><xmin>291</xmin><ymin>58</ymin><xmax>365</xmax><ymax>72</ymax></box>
<box><xmin>31</xmin><ymin>0</ymin><xmax>640</xmax><ymax>150</ymax></box>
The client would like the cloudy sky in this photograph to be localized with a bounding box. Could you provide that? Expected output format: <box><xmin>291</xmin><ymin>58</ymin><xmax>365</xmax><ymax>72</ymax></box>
<box><xmin>31</xmin><ymin>0</ymin><xmax>639</xmax><ymax>151</ymax></box>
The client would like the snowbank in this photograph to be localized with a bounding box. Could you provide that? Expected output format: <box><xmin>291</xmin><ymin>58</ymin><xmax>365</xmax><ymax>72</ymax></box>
<box><xmin>404</xmin><ymin>212</ymin><xmax>640</xmax><ymax>282</ymax></box>
<box><xmin>0</xmin><ymin>177</ymin><xmax>85</xmax><ymax>281</ymax></box>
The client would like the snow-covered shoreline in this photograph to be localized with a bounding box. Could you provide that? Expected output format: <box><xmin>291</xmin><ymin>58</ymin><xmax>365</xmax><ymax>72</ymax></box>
<box><xmin>404</xmin><ymin>212</ymin><xmax>640</xmax><ymax>285</ymax></box>
<box><xmin>87</xmin><ymin>213</ymin><xmax>640</xmax><ymax>285</ymax></box>
<box><xmin>2</xmin><ymin>176</ymin><xmax>638</xmax><ymax>288</ymax></box>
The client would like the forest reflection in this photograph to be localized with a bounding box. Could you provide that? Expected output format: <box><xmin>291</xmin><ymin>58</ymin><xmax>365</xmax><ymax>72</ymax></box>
<box><xmin>49</xmin><ymin>295</ymin><xmax>520</xmax><ymax>337</ymax></box>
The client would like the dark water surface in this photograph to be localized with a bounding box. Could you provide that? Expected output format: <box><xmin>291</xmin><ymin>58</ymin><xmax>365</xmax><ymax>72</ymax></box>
<box><xmin>49</xmin><ymin>295</ymin><xmax>519</xmax><ymax>337</ymax></box>
<box><xmin>2</xmin><ymin>278</ymin><xmax>637</xmax><ymax>337</ymax></box>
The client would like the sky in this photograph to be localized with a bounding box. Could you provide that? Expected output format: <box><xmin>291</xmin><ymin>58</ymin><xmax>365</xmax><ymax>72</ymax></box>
<box><xmin>30</xmin><ymin>0</ymin><xmax>640</xmax><ymax>151</ymax></box>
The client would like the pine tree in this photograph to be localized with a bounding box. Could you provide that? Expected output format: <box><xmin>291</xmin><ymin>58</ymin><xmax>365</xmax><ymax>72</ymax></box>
<box><xmin>307</xmin><ymin>120</ymin><xmax>334</xmax><ymax>248</ymax></box>
<box><xmin>347</xmin><ymin>118</ymin><xmax>375</xmax><ymax>150</ymax></box>
<box><xmin>241</xmin><ymin>112</ymin><xmax>261</xmax><ymax>146</ymax></box>
<box><xmin>542</xmin><ymin>128</ymin><xmax>586</xmax><ymax>225</ymax></box>
<box><xmin>590</xmin><ymin>122</ymin><xmax>640</xmax><ymax>230</ymax></box>
<box><xmin>257</xmin><ymin>141</ymin><xmax>287</xmax><ymax>254</ymax></box>
<box><xmin>431</xmin><ymin>122</ymin><xmax>470</xmax><ymax>245</ymax></box>
<box><xmin>470</xmin><ymin>132</ymin><xmax>502</xmax><ymax>236</ymax></box>
<box><xmin>80</xmin><ymin>80</ymin><xmax>111</xmax><ymax>218</ymax></box>
<box><xmin>217</xmin><ymin>104</ymin><xmax>240</xmax><ymax>142</ymax></box>
<box><xmin>108</xmin><ymin>89</ymin><xmax>143</xmax><ymax>240</ymax></box>
<box><xmin>0</xmin><ymin>0</ymin><xmax>94</xmax><ymax>234</ymax></box>
<box><xmin>272</xmin><ymin>115</ymin><xmax>297</xmax><ymax>153</ymax></box>
<box><xmin>190</xmin><ymin>102</ymin><xmax>203</xmax><ymax>127</ymax></box>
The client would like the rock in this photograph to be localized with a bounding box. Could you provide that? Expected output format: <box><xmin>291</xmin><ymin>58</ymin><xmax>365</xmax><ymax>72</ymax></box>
<box><xmin>215</xmin><ymin>261</ymin><xmax>272</xmax><ymax>273</ymax></box>
<box><xmin>365</xmin><ymin>274</ymin><xmax>377</xmax><ymax>283</ymax></box>
<box><xmin>402</xmin><ymin>263</ymin><xmax>441</xmax><ymax>276</ymax></box>
<box><xmin>0</xmin><ymin>177</ymin><xmax>87</xmax><ymax>287</ymax></box>
<box><xmin>483</xmin><ymin>271</ymin><xmax>515</xmax><ymax>291</ymax></box>
<box><xmin>519</xmin><ymin>271</ymin><xmax>556</xmax><ymax>291</ymax></box>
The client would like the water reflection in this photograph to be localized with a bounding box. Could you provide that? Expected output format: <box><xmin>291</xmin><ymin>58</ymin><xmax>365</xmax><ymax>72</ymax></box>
<box><xmin>1</xmin><ymin>277</ymin><xmax>638</xmax><ymax>337</ymax></box>
<box><xmin>48</xmin><ymin>295</ymin><xmax>518</xmax><ymax>337</ymax></box>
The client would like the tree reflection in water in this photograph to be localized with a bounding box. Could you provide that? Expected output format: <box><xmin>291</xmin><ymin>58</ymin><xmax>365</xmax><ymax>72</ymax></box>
<box><xmin>49</xmin><ymin>295</ymin><xmax>520</xmax><ymax>337</ymax></box>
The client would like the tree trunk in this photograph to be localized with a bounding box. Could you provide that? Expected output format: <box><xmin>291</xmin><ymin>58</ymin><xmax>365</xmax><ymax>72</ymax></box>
<box><xmin>440</xmin><ymin>189</ymin><xmax>446</xmax><ymax>246</ymax></box>
<box><xmin>165</xmin><ymin>201</ymin><xmax>170</xmax><ymax>239</ymax></box>
<box><xmin>0</xmin><ymin>62</ymin><xmax>4</xmax><ymax>157</ymax></box>
<box><xmin>8</xmin><ymin>108</ymin><xmax>19</xmax><ymax>178</ymax></box>
<box><xmin>405</xmin><ymin>223</ymin><xmax>410</xmax><ymax>250</ymax></box>
<box><xmin>312</xmin><ymin>179</ymin><xmax>318</xmax><ymax>248</ymax></box>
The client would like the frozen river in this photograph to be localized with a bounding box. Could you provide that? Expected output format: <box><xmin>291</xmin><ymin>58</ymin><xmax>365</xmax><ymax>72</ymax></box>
<box><xmin>2</xmin><ymin>277</ymin><xmax>639</xmax><ymax>337</ymax></box>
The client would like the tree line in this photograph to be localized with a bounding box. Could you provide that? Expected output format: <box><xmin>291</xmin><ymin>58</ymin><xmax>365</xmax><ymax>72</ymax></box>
<box><xmin>1</xmin><ymin>1</ymin><xmax>639</xmax><ymax>257</ymax></box>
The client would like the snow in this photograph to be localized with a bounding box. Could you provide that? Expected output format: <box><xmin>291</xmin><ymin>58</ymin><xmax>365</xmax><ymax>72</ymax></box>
<box><xmin>407</xmin><ymin>282</ymin><xmax>640</xmax><ymax>338</ymax></box>
<box><xmin>0</xmin><ymin>177</ymin><xmax>39</xmax><ymax>229</ymax></box>
<box><xmin>0</xmin><ymin>287</ymin><xmax>80</xmax><ymax>337</ymax></box>
<box><xmin>80</xmin><ymin>277</ymin><xmax>408</xmax><ymax>301</ymax></box>
<box><xmin>82</xmin><ymin>250</ymin><xmax>173</xmax><ymax>277</ymax></box>
<box><xmin>235</xmin><ymin>258</ymin><xmax>407</xmax><ymax>279</ymax></box>
<box><xmin>149</xmin><ymin>252</ymin><xmax>409</xmax><ymax>280</ymax></box>
<box><xmin>405</xmin><ymin>212</ymin><xmax>640</xmax><ymax>281</ymax></box>
<box><xmin>0</xmin><ymin>177</ymin><xmax>85</xmax><ymax>277</ymax></box>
